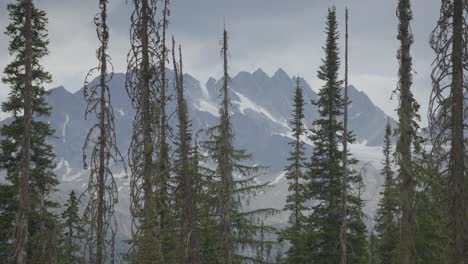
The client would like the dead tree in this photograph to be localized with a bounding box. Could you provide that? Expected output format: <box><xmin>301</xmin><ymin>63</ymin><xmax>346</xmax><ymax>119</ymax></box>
<box><xmin>82</xmin><ymin>0</ymin><xmax>124</xmax><ymax>263</ymax></box>
<box><xmin>126</xmin><ymin>0</ymin><xmax>162</xmax><ymax>262</ymax></box>
<box><xmin>429</xmin><ymin>0</ymin><xmax>467</xmax><ymax>263</ymax></box>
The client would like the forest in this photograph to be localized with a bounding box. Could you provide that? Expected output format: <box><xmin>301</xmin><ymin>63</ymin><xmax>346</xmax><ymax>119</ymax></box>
<box><xmin>0</xmin><ymin>0</ymin><xmax>467</xmax><ymax>264</ymax></box>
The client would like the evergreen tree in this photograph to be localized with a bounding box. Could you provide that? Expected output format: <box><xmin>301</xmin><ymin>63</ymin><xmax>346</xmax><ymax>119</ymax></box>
<box><xmin>412</xmin><ymin>151</ymin><xmax>449</xmax><ymax>264</ymax></box>
<box><xmin>155</xmin><ymin>2</ymin><xmax>177</xmax><ymax>263</ymax></box>
<box><xmin>192</xmin><ymin>137</ymin><xmax>220</xmax><ymax>264</ymax></box>
<box><xmin>172</xmin><ymin>37</ymin><xmax>198</xmax><ymax>264</ymax></box>
<box><xmin>374</xmin><ymin>121</ymin><xmax>399</xmax><ymax>264</ymax></box>
<box><xmin>369</xmin><ymin>231</ymin><xmax>377</xmax><ymax>264</ymax></box>
<box><xmin>279</xmin><ymin>78</ymin><xmax>309</xmax><ymax>264</ymax></box>
<box><xmin>81</xmin><ymin>0</ymin><xmax>123</xmax><ymax>262</ymax></box>
<box><xmin>0</xmin><ymin>0</ymin><xmax>59</xmax><ymax>263</ymax></box>
<box><xmin>202</xmin><ymin>28</ymin><xmax>278</xmax><ymax>264</ymax></box>
<box><xmin>306</xmin><ymin>7</ymin><xmax>368</xmax><ymax>264</ymax></box>
<box><xmin>429</xmin><ymin>1</ymin><xmax>467</xmax><ymax>263</ymax></box>
<box><xmin>395</xmin><ymin>0</ymin><xmax>420</xmax><ymax>262</ymax></box>
<box><xmin>59</xmin><ymin>191</ymin><xmax>85</xmax><ymax>264</ymax></box>
<box><xmin>0</xmin><ymin>183</ymin><xmax>16</xmax><ymax>262</ymax></box>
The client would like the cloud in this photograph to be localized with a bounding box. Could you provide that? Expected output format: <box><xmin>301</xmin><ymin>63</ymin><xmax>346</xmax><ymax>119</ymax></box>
<box><xmin>0</xmin><ymin>0</ymin><xmax>441</xmax><ymax>125</ymax></box>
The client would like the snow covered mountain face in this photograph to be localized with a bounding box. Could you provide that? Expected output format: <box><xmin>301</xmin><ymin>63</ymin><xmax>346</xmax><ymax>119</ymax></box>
<box><xmin>0</xmin><ymin>68</ymin><xmax>397</xmax><ymax>241</ymax></box>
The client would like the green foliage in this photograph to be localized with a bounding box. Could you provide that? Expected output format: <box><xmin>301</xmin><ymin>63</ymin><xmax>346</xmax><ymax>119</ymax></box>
<box><xmin>305</xmin><ymin>7</ymin><xmax>368</xmax><ymax>264</ymax></box>
<box><xmin>278</xmin><ymin>78</ymin><xmax>309</xmax><ymax>264</ymax></box>
<box><xmin>0</xmin><ymin>1</ymin><xmax>59</xmax><ymax>262</ymax></box>
<box><xmin>58</xmin><ymin>191</ymin><xmax>86</xmax><ymax>264</ymax></box>
<box><xmin>374</xmin><ymin>121</ymin><xmax>399</xmax><ymax>264</ymax></box>
<box><xmin>199</xmin><ymin>29</ymin><xmax>278</xmax><ymax>264</ymax></box>
<box><xmin>412</xmin><ymin>151</ymin><xmax>449</xmax><ymax>264</ymax></box>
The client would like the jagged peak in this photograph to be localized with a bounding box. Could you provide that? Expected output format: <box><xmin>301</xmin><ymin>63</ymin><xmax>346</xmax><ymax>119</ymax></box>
<box><xmin>272</xmin><ymin>68</ymin><xmax>290</xmax><ymax>79</ymax></box>
<box><xmin>49</xmin><ymin>86</ymin><xmax>72</xmax><ymax>95</ymax></box>
<box><xmin>252</xmin><ymin>68</ymin><xmax>269</xmax><ymax>79</ymax></box>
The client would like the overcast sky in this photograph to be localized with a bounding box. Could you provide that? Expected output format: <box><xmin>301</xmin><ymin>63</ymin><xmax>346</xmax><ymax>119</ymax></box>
<box><xmin>0</xmin><ymin>0</ymin><xmax>440</xmax><ymax>124</ymax></box>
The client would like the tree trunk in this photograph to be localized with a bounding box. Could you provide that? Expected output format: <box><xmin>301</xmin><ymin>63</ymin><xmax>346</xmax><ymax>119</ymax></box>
<box><xmin>397</xmin><ymin>0</ymin><xmax>415</xmax><ymax>263</ymax></box>
<box><xmin>140</xmin><ymin>0</ymin><xmax>154</xmax><ymax>242</ymax></box>
<box><xmin>96</xmin><ymin>1</ymin><xmax>109</xmax><ymax>263</ymax></box>
<box><xmin>450</xmin><ymin>0</ymin><xmax>465</xmax><ymax>263</ymax></box>
<box><xmin>16</xmin><ymin>0</ymin><xmax>33</xmax><ymax>263</ymax></box>
<box><xmin>340</xmin><ymin>8</ymin><xmax>349</xmax><ymax>264</ymax></box>
<box><xmin>221</xmin><ymin>28</ymin><xmax>233</xmax><ymax>264</ymax></box>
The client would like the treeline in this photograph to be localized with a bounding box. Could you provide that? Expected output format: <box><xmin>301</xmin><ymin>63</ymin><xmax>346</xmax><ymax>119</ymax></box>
<box><xmin>0</xmin><ymin>1</ymin><xmax>466</xmax><ymax>264</ymax></box>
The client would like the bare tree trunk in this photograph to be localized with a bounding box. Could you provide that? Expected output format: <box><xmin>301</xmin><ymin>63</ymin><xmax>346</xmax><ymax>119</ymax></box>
<box><xmin>139</xmin><ymin>0</ymin><xmax>155</xmax><ymax>243</ymax></box>
<box><xmin>221</xmin><ymin>28</ymin><xmax>233</xmax><ymax>264</ymax></box>
<box><xmin>450</xmin><ymin>1</ymin><xmax>465</xmax><ymax>263</ymax></box>
<box><xmin>340</xmin><ymin>7</ymin><xmax>349</xmax><ymax>264</ymax></box>
<box><xmin>96</xmin><ymin>1</ymin><xmax>109</xmax><ymax>263</ymax></box>
<box><xmin>158</xmin><ymin>3</ymin><xmax>170</xmax><ymax>261</ymax></box>
<box><xmin>16</xmin><ymin>0</ymin><xmax>33</xmax><ymax>263</ymax></box>
<box><xmin>397</xmin><ymin>0</ymin><xmax>415</xmax><ymax>263</ymax></box>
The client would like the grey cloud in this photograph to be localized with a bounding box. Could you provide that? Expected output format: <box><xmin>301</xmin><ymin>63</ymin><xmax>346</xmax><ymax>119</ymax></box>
<box><xmin>0</xmin><ymin>0</ymin><xmax>441</xmax><ymax>124</ymax></box>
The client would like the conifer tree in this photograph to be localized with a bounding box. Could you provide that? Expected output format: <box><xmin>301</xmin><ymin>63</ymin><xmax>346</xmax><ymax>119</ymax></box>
<box><xmin>126</xmin><ymin>0</ymin><xmax>162</xmax><ymax>262</ymax></box>
<box><xmin>412</xmin><ymin>151</ymin><xmax>449</xmax><ymax>264</ymax></box>
<box><xmin>395</xmin><ymin>0</ymin><xmax>420</xmax><ymax>262</ymax></box>
<box><xmin>0</xmin><ymin>1</ymin><xmax>58</xmax><ymax>263</ymax></box>
<box><xmin>0</xmin><ymin>183</ymin><xmax>16</xmax><ymax>261</ymax></box>
<box><xmin>306</xmin><ymin>7</ymin><xmax>368</xmax><ymax>263</ymax></box>
<box><xmin>202</xmin><ymin>28</ymin><xmax>277</xmax><ymax>264</ymax></box>
<box><xmin>192</xmin><ymin>137</ymin><xmax>220</xmax><ymax>264</ymax></box>
<box><xmin>81</xmin><ymin>0</ymin><xmax>123</xmax><ymax>262</ymax></box>
<box><xmin>374</xmin><ymin>121</ymin><xmax>399</xmax><ymax>264</ymax></box>
<box><xmin>429</xmin><ymin>1</ymin><xmax>467</xmax><ymax>263</ymax></box>
<box><xmin>172</xmin><ymin>37</ymin><xmax>198</xmax><ymax>264</ymax></box>
<box><xmin>369</xmin><ymin>231</ymin><xmax>377</xmax><ymax>264</ymax></box>
<box><xmin>59</xmin><ymin>191</ymin><xmax>85</xmax><ymax>264</ymax></box>
<box><xmin>279</xmin><ymin>78</ymin><xmax>308</xmax><ymax>264</ymax></box>
<box><xmin>155</xmin><ymin>2</ymin><xmax>176</xmax><ymax>262</ymax></box>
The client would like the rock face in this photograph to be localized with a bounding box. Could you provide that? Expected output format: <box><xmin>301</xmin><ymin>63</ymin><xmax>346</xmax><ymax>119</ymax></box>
<box><xmin>0</xmin><ymin>68</ymin><xmax>397</xmax><ymax>245</ymax></box>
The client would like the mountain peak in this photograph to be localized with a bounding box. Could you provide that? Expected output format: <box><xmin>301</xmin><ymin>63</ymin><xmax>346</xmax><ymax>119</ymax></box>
<box><xmin>49</xmin><ymin>86</ymin><xmax>71</xmax><ymax>95</ymax></box>
<box><xmin>253</xmin><ymin>68</ymin><xmax>269</xmax><ymax>79</ymax></box>
<box><xmin>272</xmin><ymin>68</ymin><xmax>290</xmax><ymax>80</ymax></box>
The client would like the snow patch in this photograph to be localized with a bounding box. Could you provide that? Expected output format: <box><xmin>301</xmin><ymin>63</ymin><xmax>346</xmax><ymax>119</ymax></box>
<box><xmin>232</xmin><ymin>91</ymin><xmax>289</xmax><ymax>129</ymax></box>
<box><xmin>270</xmin><ymin>171</ymin><xmax>287</xmax><ymax>185</ymax></box>
<box><xmin>55</xmin><ymin>158</ymin><xmax>77</xmax><ymax>181</ymax></box>
<box><xmin>349</xmin><ymin>142</ymin><xmax>382</xmax><ymax>165</ymax></box>
<box><xmin>62</xmin><ymin>114</ymin><xmax>69</xmax><ymax>143</ymax></box>
<box><xmin>194</xmin><ymin>99</ymin><xmax>220</xmax><ymax>117</ymax></box>
<box><xmin>63</xmin><ymin>169</ymin><xmax>88</xmax><ymax>182</ymax></box>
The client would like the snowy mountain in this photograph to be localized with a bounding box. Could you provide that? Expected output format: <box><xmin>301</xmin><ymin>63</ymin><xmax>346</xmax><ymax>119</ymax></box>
<box><xmin>0</xmin><ymin>68</ymin><xmax>397</xmax><ymax>241</ymax></box>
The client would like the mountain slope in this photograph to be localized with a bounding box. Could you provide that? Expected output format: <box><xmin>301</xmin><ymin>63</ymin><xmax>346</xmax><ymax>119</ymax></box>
<box><xmin>0</xmin><ymin>68</ymin><xmax>395</xmax><ymax>240</ymax></box>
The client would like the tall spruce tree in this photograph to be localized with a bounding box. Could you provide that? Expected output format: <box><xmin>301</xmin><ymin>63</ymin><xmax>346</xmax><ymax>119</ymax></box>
<box><xmin>306</xmin><ymin>7</ymin><xmax>368</xmax><ymax>264</ymax></box>
<box><xmin>59</xmin><ymin>191</ymin><xmax>85</xmax><ymax>264</ymax></box>
<box><xmin>279</xmin><ymin>77</ymin><xmax>309</xmax><ymax>264</ymax></box>
<box><xmin>429</xmin><ymin>1</ymin><xmax>467</xmax><ymax>263</ymax></box>
<box><xmin>396</xmin><ymin>0</ymin><xmax>419</xmax><ymax>263</ymax></box>
<box><xmin>81</xmin><ymin>0</ymin><xmax>123</xmax><ymax>262</ymax></box>
<box><xmin>374</xmin><ymin>121</ymin><xmax>399</xmax><ymax>264</ymax></box>
<box><xmin>192</xmin><ymin>136</ymin><xmax>220</xmax><ymax>264</ymax></box>
<box><xmin>0</xmin><ymin>1</ymin><xmax>59</xmax><ymax>263</ymax></box>
<box><xmin>202</xmin><ymin>28</ymin><xmax>277</xmax><ymax>264</ymax></box>
<box><xmin>126</xmin><ymin>0</ymin><xmax>162</xmax><ymax>262</ymax></box>
<box><xmin>412</xmin><ymin>151</ymin><xmax>449</xmax><ymax>264</ymax></box>
<box><xmin>172</xmin><ymin>37</ymin><xmax>198</xmax><ymax>264</ymax></box>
